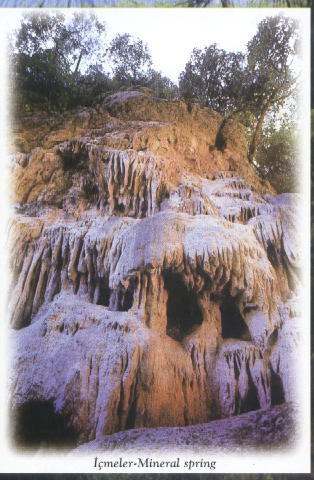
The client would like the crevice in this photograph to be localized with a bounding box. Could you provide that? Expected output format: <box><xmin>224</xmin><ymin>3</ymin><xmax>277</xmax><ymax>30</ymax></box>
<box><xmin>11</xmin><ymin>401</ymin><xmax>78</xmax><ymax>450</ymax></box>
<box><xmin>268</xmin><ymin>328</ymin><xmax>278</xmax><ymax>349</ymax></box>
<box><xmin>82</xmin><ymin>177</ymin><xmax>99</xmax><ymax>202</ymax></box>
<box><xmin>122</xmin><ymin>287</ymin><xmax>134</xmax><ymax>311</ymax></box>
<box><xmin>270</xmin><ymin>367</ymin><xmax>285</xmax><ymax>405</ymax></box>
<box><xmin>110</xmin><ymin>279</ymin><xmax>136</xmax><ymax>312</ymax></box>
<box><xmin>266</xmin><ymin>240</ymin><xmax>280</xmax><ymax>267</ymax></box>
<box><xmin>220</xmin><ymin>294</ymin><xmax>251</xmax><ymax>341</ymax></box>
<box><xmin>95</xmin><ymin>277</ymin><xmax>111</xmax><ymax>307</ymax></box>
<box><xmin>163</xmin><ymin>271</ymin><xmax>203</xmax><ymax>341</ymax></box>
<box><xmin>58</xmin><ymin>143</ymin><xmax>88</xmax><ymax>172</ymax></box>
<box><xmin>125</xmin><ymin>370</ymin><xmax>140</xmax><ymax>430</ymax></box>
<box><xmin>215</xmin><ymin>116</ymin><xmax>230</xmax><ymax>151</ymax></box>
<box><xmin>116</xmin><ymin>203</ymin><xmax>125</xmax><ymax>214</ymax></box>
<box><xmin>240</xmin><ymin>367</ymin><xmax>260</xmax><ymax>413</ymax></box>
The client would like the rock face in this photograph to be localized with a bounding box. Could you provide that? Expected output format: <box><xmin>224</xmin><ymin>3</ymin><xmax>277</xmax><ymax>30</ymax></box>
<box><xmin>8</xmin><ymin>89</ymin><xmax>300</xmax><ymax>450</ymax></box>
<box><xmin>75</xmin><ymin>402</ymin><xmax>296</xmax><ymax>453</ymax></box>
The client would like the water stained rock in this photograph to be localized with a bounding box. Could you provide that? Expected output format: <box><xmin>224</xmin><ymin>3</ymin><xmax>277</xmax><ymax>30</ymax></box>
<box><xmin>9</xmin><ymin>90</ymin><xmax>301</xmax><ymax>450</ymax></box>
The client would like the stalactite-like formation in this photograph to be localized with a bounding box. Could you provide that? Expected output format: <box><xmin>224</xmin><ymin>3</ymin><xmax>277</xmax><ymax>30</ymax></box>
<box><xmin>9</xmin><ymin>90</ymin><xmax>300</xmax><ymax>450</ymax></box>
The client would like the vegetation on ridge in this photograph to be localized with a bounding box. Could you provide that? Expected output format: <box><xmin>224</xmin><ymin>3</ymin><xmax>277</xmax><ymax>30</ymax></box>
<box><xmin>10</xmin><ymin>12</ymin><xmax>300</xmax><ymax>193</ymax></box>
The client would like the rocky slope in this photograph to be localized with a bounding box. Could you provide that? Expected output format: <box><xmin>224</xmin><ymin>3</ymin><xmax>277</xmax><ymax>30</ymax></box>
<box><xmin>8</xmin><ymin>89</ymin><xmax>300</xmax><ymax>450</ymax></box>
<box><xmin>75</xmin><ymin>403</ymin><xmax>296</xmax><ymax>453</ymax></box>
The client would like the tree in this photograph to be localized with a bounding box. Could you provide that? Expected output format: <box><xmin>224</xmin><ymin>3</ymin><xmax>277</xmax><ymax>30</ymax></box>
<box><xmin>70</xmin><ymin>64</ymin><xmax>112</xmax><ymax>107</ymax></box>
<box><xmin>255</xmin><ymin>117</ymin><xmax>299</xmax><ymax>193</ymax></box>
<box><xmin>61</xmin><ymin>13</ymin><xmax>106</xmax><ymax>75</ymax></box>
<box><xmin>245</xmin><ymin>15</ymin><xmax>299</xmax><ymax>162</ymax></box>
<box><xmin>145</xmin><ymin>69</ymin><xmax>179</xmax><ymax>99</ymax></box>
<box><xmin>179</xmin><ymin>44</ymin><xmax>246</xmax><ymax>114</ymax></box>
<box><xmin>108</xmin><ymin>33</ymin><xmax>152</xmax><ymax>86</ymax></box>
<box><xmin>11</xmin><ymin>12</ymin><xmax>106</xmax><ymax>111</ymax></box>
<box><xmin>11</xmin><ymin>13</ymin><xmax>177</xmax><ymax>112</ymax></box>
<box><xmin>179</xmin><ymin>15</ymin><xmax>299</xmax><ymax>164</ymax></box>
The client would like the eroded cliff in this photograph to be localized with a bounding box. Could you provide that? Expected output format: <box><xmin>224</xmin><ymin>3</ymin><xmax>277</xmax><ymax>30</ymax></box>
<box><xmin>8</xmin><ymin>89</ymin><xmax>300</xmax><ymax>450</ymax></box>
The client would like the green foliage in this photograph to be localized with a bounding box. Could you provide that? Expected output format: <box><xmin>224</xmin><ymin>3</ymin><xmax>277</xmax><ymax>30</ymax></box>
<box><xmin>108</xmin><ymin>33</ymin><xmax>152</xmax><ymax>86</ymax></box>
<box><xmin>246</xmin><ymin>15</ymin><xmax>298</xmax><ymax>162</ymax></box>
<box><xmin>145</xmin><ymin>69</ymin><xmax>179</xmax><ymax>99</ymax></box>
<box><xmin>179</xmin><ymin>14</ymin><xmax>299</xmax><ymax>166</ymax></box>
<box><xmin>11</xmin><ymin>12</ymin><xmax>106</xmax><ymax>112</ymax></box>
<box><xmin>106</xmin><ymin>34</ymin><xmax>178</xmax><ymax>98</ymax></box>
<box><xmin>11</xmin><ymin>13</ymin><xmax>178</xmax><ymax>114</ymax></box>
<box><xmin>180</xmin><ymin>15</ymin><xmax>298</xmax><ymax>118</ymax></box>
<box><xmin>255</xmin><ymin>117</ymin><xmax>299</xmax><ymax>193</ymax></box>
<box><xmin>246</xmin><ymin>15</ymin><xmax>298</xmax><ymax>118</ymax></box>
<box><xmin>179</xmin><ymin>44</ymin><xmax>246</xmax><ymax>114</ymax></box>
<box><xmin>11</xmin><ymin>12</ymin><xmax>300</xmax><ymax>196</ymax></box>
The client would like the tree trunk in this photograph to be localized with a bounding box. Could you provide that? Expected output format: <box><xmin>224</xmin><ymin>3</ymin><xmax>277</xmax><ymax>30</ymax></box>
<box><xmin>215</xmin><ymin>111</ymin><xmax>238</xmax><ymax>149</ymax></box>
<box><xmin>74</xmin><ymin>50</ymin><xmax>84</xmax><ymax>75</ymax></box>
<box><xmin>248</xmin><ymin>108</ymin><xmax>267</xmax><ymax>164</ymax></box>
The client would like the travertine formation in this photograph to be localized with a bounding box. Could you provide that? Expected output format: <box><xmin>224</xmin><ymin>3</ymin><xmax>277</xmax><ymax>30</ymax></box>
<box><xmin>75</xmin><ymin>402</ymin><xmax>296</xmax><ymax>453</ymax></box>
<box><xmin>8</xmin><ymin>89</ymin><xmax>300</xmax><ymax>450</ymax></box>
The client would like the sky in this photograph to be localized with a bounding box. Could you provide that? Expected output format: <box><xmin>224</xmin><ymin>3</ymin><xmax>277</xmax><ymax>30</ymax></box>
<box><xmin>0</xmin><ymin>8</ymin><xmax>307</xmax><ymax>82</ymax></box>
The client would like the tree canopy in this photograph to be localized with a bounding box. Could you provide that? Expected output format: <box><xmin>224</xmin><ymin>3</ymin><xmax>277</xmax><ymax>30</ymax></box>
<box><xmin>179</xmin><ymin>15</ymin><xmax>299</xmax><ymax>164</ymax></box>
<box><xmin>11</xmin><ymin>12</ymin><xmax>106</xmax><ymax>111</ymax></box>
<box><xmin>11</xmin><ymin>13</ymin><xmax>178</xmax><ymax>111</ymax></box>
<box><xmin>255</xmin><ymin>116</ymin><xmax>299</xmax><ymax>193</ymax></box>
<box><xmin>108</xmin><ymin>33</ymin><xmax>152</xmax><ymax>86</ymax></box>
<box><xmin>11</xmin><ymin>12</ymin><xmax>300</xmax><ymax>193</ymax></box>
<box><xmin>245</xmin><ymin>15</ymin><xmax>298</xmax><ymax>161</ymax></box>
<box><xmin>179</xmin><ymin>44</ymin><xmax>246</xmax><ymax>114</ymax></box>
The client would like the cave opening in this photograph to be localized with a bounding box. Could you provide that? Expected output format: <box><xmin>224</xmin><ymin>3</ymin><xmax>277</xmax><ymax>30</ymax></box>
<box><xmin>82</xmin><ymin>177</ymin><xmax>99</xmax><ymax>202</ymax></box>
<box><xmin>270</xmin><ymin>368</ymin><xmax>285</xmax><ymax>405</ymax></box>
<box><xmin>266</xmin><ymin>241</ymin><xmax>280</xmax><ymax>267</ymax></box>
<box><xmin>60</xmin><ymin>147</ymin><xmax>88</xmax><ymax>172</ymax></box>
<box><xmin>96</xmin><ymin>277</ymin><xmax>111</xmax><ymax>307</ymax></box>
<box><xmin>239</xmin><ymin>373</ymin><xmax>260</xmax><ymax>413</ymax></box>
<box><xmin>110</xmin><ymin>279</ymin><xmax>136</xmax><ymax>312</ymax></box>
<box><xmin>116</xmin><ymin>203</ymin><xmax>125</xmax><ymax>214</ymax></box>
<box><xmin>164</xmin><ymin>272</ymin><xmax>203</xmax><ymax>341</ymax></box>
<box><xmin>220</xmin><ymin>295</ymin><xmax>251</xmax><ymax>341</ymax></box>
<box><xmin>12</xmin><ymin>400</ymin><xmax>78</xmax><ymax>450</ymax></box>
<box><xmin>120</xmin><ymin>287</ymin><xmax>134</xmax><ymax>311</ymax></box>
<box><xmin>268</xmin><ymin>328</ymin><xmax>278</xmax><ymax>349</ymax></box>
